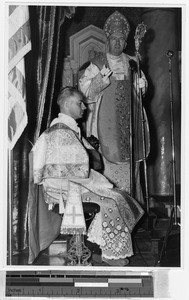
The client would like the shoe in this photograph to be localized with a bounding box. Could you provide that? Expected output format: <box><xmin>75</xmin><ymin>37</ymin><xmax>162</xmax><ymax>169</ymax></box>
<box><xmin>103</xmin><ymin>258</ymin><xmax>129</xmax><ymax>266</ymax></box>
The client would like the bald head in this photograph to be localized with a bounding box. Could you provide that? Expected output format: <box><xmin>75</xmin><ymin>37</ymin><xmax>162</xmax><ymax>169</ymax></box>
<box><xmin>57</xmin><ymin>86</ymin><xmax>86</xmax><ymax>120</ymax></box>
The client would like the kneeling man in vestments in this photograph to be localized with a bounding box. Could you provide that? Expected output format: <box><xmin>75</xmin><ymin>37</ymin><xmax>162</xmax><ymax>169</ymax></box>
<box><xmin>28</xmin><ymin>86</ymin><xmax>144</xmax><ymax>266</ymax></box>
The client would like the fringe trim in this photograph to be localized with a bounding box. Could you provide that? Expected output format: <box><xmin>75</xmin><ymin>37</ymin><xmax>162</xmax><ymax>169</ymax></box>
<box><xmin>60</xmin><ymin>227</ymin><xmax>86</xmax><ymax>235</ymax></box>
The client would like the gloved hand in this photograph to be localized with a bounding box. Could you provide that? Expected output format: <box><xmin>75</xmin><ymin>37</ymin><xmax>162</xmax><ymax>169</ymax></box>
<box><xmin>138</xmin><ymin>76</ymin><xmax>146</xmax><ymax>89</ymax></box>
<box><xmin>138</xmin><ymin>73</ymin><xmax>147</xmax><ymax>95</ymax></box>
<box><xmin>100</xmin><ymin>65</ymin><xmax>112</xmax><ymax>84</ymax></box>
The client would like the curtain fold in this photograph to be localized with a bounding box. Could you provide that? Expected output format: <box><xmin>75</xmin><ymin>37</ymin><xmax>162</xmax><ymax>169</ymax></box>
<box><xmin>10</xmin><ymin>130</ymin><xmax>30</xmax><ymax>258</ymax></box>
<box><xmin>9</xmin><ymin>6</ymin><xmax>76</xmax><ymax>262</ymax></box>
<box><xmin>34</xmin><ymin>6</ymin><xmax>57</xmax><ymax>142</ymax></box>
<box><xmin>46</xmin><ymin>8</ymin><xmax>63</xmax><ymax>128</ymax></box>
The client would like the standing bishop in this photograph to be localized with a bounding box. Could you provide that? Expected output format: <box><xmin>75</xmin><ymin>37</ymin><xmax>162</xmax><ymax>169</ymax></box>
<box><xmin>79</xmin><ymin>11</ymin><xmax>150</xmax><ymax>205</ymax></box>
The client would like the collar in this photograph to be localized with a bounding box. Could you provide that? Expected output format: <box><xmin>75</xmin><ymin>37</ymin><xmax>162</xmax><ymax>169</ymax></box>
<box><xmin>50</xmin><ymin>113</ymin><xmax>80</xmax><ymax>136</ymax></box>
<box><xmin>107</xmin><ymin>53</ymin><xmax>130</xmax><ymax>79</ymax></box>
<box><xmin>107</xmin><ymin>53</ymin><xmax>122</xmax><ymax>60</ymax></box>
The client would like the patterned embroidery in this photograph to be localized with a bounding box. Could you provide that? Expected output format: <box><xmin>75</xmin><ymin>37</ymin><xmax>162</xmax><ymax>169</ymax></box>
<box><xmin>90</xmin><ymin>72</ymin><xmax>109</xmax><ymax>97</ymax></box>
<box><xmin>103</xmin><ymin>156</ymin><xmax>130</xmax><ymax>192</ymax></box>
<box><xmin>102</xmin><ymin>229</ymin><xmax>132</xmax><ymax>258</ymax></box>
<box><xmin>33</xmin><ymin>168</ymin><xmax>44</xmax><ymax>184</ymax></box>
<box><xmin>45</xmin><ymin>129</ymin><xmax>88</xmax><ymax>165</ymax></box>
<box><xmin>103</xmin><ymin>221</ymin><xmax>108</xmax><ymax>228</ymax></box>
<box><xmin>46</xmin><ymin>130</ymin><xmax>73</xmax><ymax>147</ymax></box>
<box><xmin>84</xmin><ymin>189</ymin><xmax>140</xmax><ymax>259</ymax></box>
<box><xmin>115</xmin><ymin>80</ymin><xmax>131</xmax><ymax>161</ymax></box>
<box><xmin>34</xmin><ymin>124</ymin><xmax>90</xmax><ymax>182</ymax></box>
<box><xmin>43</xmin><ymin>163</ymin><xmax>89</xmax><ymax>179</ymax></box>
<box><xmin>84</xmin><ymin>197</ymin><xmax>91</xmax><ymax>202</ymax></box>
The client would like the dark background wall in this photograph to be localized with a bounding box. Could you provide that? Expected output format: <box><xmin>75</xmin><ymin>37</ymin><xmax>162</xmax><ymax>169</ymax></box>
<box><xmin>59</xmin><ymin>6</ymin><xmax>181</xmax><ymax>57</ymax></box>
<box><xmin>26</xmin><ymin>6</ymin><xmax>181</xmax><ymax>195</ymax></box>
<box><xmin>60</xmin><ymin>6</ymin><xmax>142</xmax><ymax>58</ymax></box>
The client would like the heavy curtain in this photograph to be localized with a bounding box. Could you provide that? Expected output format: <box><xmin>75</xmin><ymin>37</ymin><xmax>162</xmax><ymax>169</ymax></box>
<box><xmin>9</xmin><ymin>6</ymin><xmax>75</xmax><ymax>264</ymax></box>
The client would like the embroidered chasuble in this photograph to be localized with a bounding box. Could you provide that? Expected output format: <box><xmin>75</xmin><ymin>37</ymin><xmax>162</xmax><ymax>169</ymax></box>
<box><xmin>29</xmin><ymin>114</ymin><xmax>144</xmax><ymax>263</ymax></box>
<box><xmin>33</xmin><ymin>120</ymin><xmax>89</xmax><ymax>236</ymax></box>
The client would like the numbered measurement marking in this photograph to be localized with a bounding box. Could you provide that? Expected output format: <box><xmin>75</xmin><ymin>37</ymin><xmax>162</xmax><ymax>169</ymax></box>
<box><xmin>6</xmin><ymin>271</ymin><xmax>154</xmax><ymax>297</ymax></box>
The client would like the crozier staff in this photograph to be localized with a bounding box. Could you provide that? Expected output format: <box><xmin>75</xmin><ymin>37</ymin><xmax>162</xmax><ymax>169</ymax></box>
<box><xmin>79</xmin><ymin>11</ymin><xmax>150</xmax><ymax>205</ymax></box>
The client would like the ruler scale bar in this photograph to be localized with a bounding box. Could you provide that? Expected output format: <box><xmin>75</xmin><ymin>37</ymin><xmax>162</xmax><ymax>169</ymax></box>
<box><xmin>75</xmin><ymin>282</ymin><xmax>109</xmax><ymax>287</ymax></box>
<box><xmin>39</xmin><ymin>278</ymin><xmax>73</xmax><ymax>283</ymax></box>
<box><xmin>108</xmin><ymin>278</ymin><xmax>142</xmax><ymax>283</ymax></box>
<box><xmin>109</xmin><ymin>283</ymin><xmax>143</xmax><ymax>287</ymax></box>
<box><xmin>6</xmin><ymin>271</ymin><xmax>154</xmax><ymax>297</ymax></box>
<box><xmin>6</xmin><ymin>286</ymin><xmax>153</xmax><ymax>297</ymax></box>
<box><xmin>6</xmin><ymin>271</ymin><xmax>152</xmax><ymax>276</ymax></box>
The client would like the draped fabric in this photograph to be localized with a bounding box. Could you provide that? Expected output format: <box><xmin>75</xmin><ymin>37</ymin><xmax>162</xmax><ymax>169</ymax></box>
<box><xmin>8</xmin><ymin>5</ymin><xmax>31</xmax><ymax>263</ymax></box>
<box><xmin>8</xmin><ymin>6</ymin><xmax>76</xmax><ymax>263</ymax></box>
<box><xmin>34</xmin><ymin>6</ymin><xmax>63</xmax><ymax>142</ymax></box>
<box><xmin>34</xmin><ymin>5</ymin><xmax>75</xmax><ymax>140</ymax></box>
<box><xmin>8</xmin><ymin>5</ymin><xmax>31</xmax><ymax>149</ymax></box>
<box><xmin>10</xmin><ymin>132</ymin><xmax>31</xmax><ymax>257</ymax></box>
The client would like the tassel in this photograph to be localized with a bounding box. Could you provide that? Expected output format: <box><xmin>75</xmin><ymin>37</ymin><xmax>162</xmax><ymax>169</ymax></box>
<box><xmin>59</xmin><ymin>192</ymin><xmax>65</xmax><ymax>214</ymax></box>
